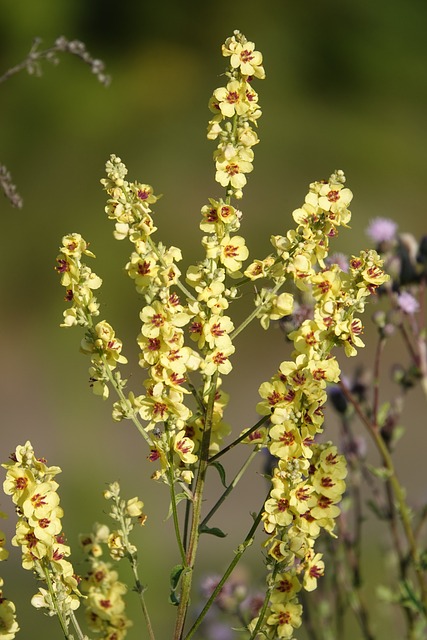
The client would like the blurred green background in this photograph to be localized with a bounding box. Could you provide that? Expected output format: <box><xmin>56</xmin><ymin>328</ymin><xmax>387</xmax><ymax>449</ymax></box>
<box><xmin>1</xmin><ymin>0</ymin><xmax>427</xmax><ymax>638</ymax></box>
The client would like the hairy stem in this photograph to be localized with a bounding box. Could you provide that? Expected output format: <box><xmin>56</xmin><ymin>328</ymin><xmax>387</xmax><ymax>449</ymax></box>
<box><xmin>173</xmin><ymin>372</ymin><xmax>218</xmax><ymax>640</ymax></box>
<box><xmin>185</xmin><ymin>495</ymin><xmax>267</xmax><ymax>640</ymax></box>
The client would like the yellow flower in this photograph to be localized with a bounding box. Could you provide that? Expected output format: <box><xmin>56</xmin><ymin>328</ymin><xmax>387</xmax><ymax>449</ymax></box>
<box><xmin>21</xmin><ymin>481</ymin><xmax>60</xmax><ymax>520</ymax></box>
<box><xmin>212</xmin><ymin>80</ymin><xmax>249</xmax><ymax>118</ymax></box>
<box><xmin>28</xmin><ymin>506</ymin><xmax>64</xmax><ymax>545</ymax></box>
<box><xmin>266</xmin><ymin>600</ymin><xmax>303</xmax><ymax>639</ymax></box>
<box><xmin>269</xmin><ymin>422</ymin><xmax>302</xmax><ymax>459</ymax></box>
<box><xmin>125</xmin><ymin>497</ymin><xmax>144</xmax><ymax>518</ymax></box>
<box><xmin>202</xmin><ymin>344</ymin><xmax>235</xmax><ymax>376</ymax></box>
<box><xmin>310</xmin><ymin>493</ymin><xmax>341</xmax><ymax>521</ymax></box>
<box><xmin>224</xmin><ymin>39</ymin><xmax>266</xmax><ymax>79</ymax></box>
<box><xmin>219</xmin><ymin>235</ymin><xmax>249</xmax><ymax>272</ymax></box>
<box><xmin>215</xmin><ymin>155</ymin><xmax>253</xmax><ymax>191</ymax></box>
<box><xmin>318</xmin><ymin>183</ymin><xmax>352</xmax><ymax>212</ymax></box>
<box><xmin>244</xmin><ymin>256</ymin><xmax>275</xmax><ymax>280</ymax></box>
<box><xmin>270</xmin><ymin>572</ymin><xmax>301</xmax><ymax>603</ymax></box>
<box><xmin>203</xmin><ymin>316</ymin><xmax>234</xmax><ymax>349</ymax></box>
<box><xmin>3</xmin><ymin>467</ymin><xmax>35</xmax><ymax>506</ymax></box>
<box><xmin>0</xmin><ymin>593</ymin><xmax>19</xmax><ymax>639</ymax></box>
<box><xmin>312</xmin><ymin>471</ymin><xmax>346</xmax><ymax>500</ymax></box>
<box><xmin>173</xmin><ymin>430</ymin><xmax>198</xmax><ymax>465</ymax></box>
<box><xmin>303</xmin><ymin>551</ymin><xmax>325</xmax><ymax>591</ymax></box>
<box><xmin>263</xmin><ymin>485</ymin><xmax>294</xmax><ymax>533</ymax></box>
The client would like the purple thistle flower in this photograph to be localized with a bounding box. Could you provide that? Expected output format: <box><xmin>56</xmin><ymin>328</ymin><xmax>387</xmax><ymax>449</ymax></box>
<box><xmin>325</xmin><ymin>252</ymin><xmax>349</xmax><ymax>272</ymax></box>
<box><xmin>397</xmin><ymin>291</ymin><xmax>420</xmax><ymax>315</ymax></box>
<box><xmin>366</xmin><ymin>217</ymin><xmax>398</xmax><ymax>244</ymax></box>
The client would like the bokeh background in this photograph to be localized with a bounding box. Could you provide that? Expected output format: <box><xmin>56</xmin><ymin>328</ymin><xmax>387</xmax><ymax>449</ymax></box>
<box><xmin>1</xmin><ymin>1</ymin><xmax>427</xmax><ymax>638</ymax></box>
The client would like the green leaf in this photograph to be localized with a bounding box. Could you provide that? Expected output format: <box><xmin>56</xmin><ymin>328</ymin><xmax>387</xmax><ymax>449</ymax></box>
<box><xmin>169</xmin><ymin>592</ymin><xmax>180</xmax><ymax>606</ymax></box>
<box><xmin>366</xmin><ymin>462</ymin><xmax>392</xmax><ymax>480</ymax></box>
<box><xmin>211</xmin><ymin>461</ymin><xmax>227</xmax><ymax>488</ymax></box>
<box><xmin>376</xmin><ymin>584</ymin><xmax>398</xmax><ymax>603</ymax></box>
<box><xmin>170</xmin><ymin>564</ymin><xmax>184</xmax><ymax>591</ymax></box>
<box><xmin>166</xmin><ymin>492</ymin><xmax>188</xmax><ymax>520</ymax></box>
<box><xmin>199</xmin><ymin>523</ymin><xmax>227</xmax><ymax>537</ymax></box>
<box><xmin>377</xmin><ymin>401</ymin><xmax>390</xmax><ymax>428</ymax></box>
<box><xmin>169</xmin><ymin>564</ymin><xmax>184</xmax><ymax>606</ymax></box>
<box><xmin>400</xmin><ymin>579</ymin><xmax>425</xmax><ymax>613</ymax></box>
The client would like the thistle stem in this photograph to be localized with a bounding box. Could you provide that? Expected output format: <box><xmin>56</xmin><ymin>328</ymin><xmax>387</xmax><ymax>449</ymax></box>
<box><xmin>340</xmin><ymin>381</ymin><xmax>427</xmax><ymax>615</ymax></box>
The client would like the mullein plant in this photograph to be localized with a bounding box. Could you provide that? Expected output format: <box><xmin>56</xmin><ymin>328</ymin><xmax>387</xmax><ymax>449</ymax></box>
<box><xmin>1</xmin><ymin>31</ymin><xmax>393</xmax><ymax>640</ymax></box>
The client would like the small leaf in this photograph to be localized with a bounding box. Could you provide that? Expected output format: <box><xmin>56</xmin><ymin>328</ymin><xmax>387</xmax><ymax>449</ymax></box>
<box><xmin>199</xmin><ymin>523</ymin><xmax>227</xmax><ymax>538</ymax></box>
<box><xmin>211</xmin><ymin>461</ymin><xmax>227</xmax><ymax>488</ymax></box>
<box><xmin>377</xmin><ymin>401</ymin><xmax>390</xmax><ymax>428</ymax></box>
<box><xmin>376</xmin><ymin>584</ymin><xmax>398</xmax><ymax>603</ymax></box>
<box><xmin>366</xmin><ymin>463</ymin><xmax>392</xmax><ymax>480</ymax></box>
<box><xmin>169</xmin><ymin>564</ymin><xmax>184</xmax><ymax>606</ymax></box>
<box><xmin>166</xmin><ymin>492</ymin><xmax>188</xmax><ymax>520</ymax></box>
<box><xmin>169</xmin><ymin>591</ymin><xmax>180</xmax><ymax>606</ymax></box>
<box><xmin>170</xmin><ymin>564</ymin><xmax>184</xmax><ymax>591</ymax></box>
<box><xmin>400</xmin><ymin>579</ymin><xmax>425</xmax><ymax>613</ymax></box>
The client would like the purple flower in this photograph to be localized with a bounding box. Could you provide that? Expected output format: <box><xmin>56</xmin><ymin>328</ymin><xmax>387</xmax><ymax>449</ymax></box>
<box><xmin>366</xmin><ymin>217</ymin><xmax>398</xmax><ymax>244</ymax></box>
<box><xmin>397</xmin><ymin>291</ymin><xmax>420</xmax><ymax>315</ymax></box>
<box><xmin>325</xmin><ymin>252</ymin><xmax>349</xmax><ymax>272</ymax></box>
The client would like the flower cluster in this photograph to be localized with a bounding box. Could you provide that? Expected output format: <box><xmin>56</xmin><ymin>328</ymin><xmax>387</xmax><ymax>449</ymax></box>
<box><xmin>0</xmin><ymin>509</ymin><xmax>19</xmax><ymax>640</ymax></box>
<box><xmin>79</xmin><ymin>482</ymin><xmax>145</xmax><ymax>639</ymax></box>
<box><xmin>2</xmin><ymin>442</ymin><xmax>81</xmax><ymax>628</ymax></box>
<box><xmin>208</xmin><ymin>30</ymin><xmax>265</xmax><ymax>199</ymax></box>
<box><xmin>98</xmin><ymin>147</ymin><xmax>248</xmax><ymax>481</ymax></box>
<box><xmin>100</xmin><ymin>156</ymin><xmax>203</xmax><ymax>481</ymax></box>
<box><xmin>80</xmin><ymin>523</ymin><xmax>132</xmax><ymax>640</ymax></box>
<box><xmin>246</xmin><ymin>174</ymin><xmax>388</xmax><ymax>638</ymax></box>
<box><xmin>56</xmin><ymin>233</ymin><xmax>127</xmax><ymax>399</ymax></box>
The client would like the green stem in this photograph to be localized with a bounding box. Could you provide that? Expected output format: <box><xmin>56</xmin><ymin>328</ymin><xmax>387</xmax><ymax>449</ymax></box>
<box><xmin>372</xmin><ymin>336</ymin><xmax>385</xmax><ymax>428</ymax></box>
<box><xmin>69</xmin><ymin>611</ymin><xmax>87</xmax><ymax>640</ymax></box>
<box><xmin>115</xmin><ymin>499</ymin><xmax>156</xmax><ymax>640</ymax></box>
<box><xmin>247</xmin><ymin>560</ymin><xmax>281</xmax><ymax>640</ymax></box>
<box><xmin>147</xmin><ymin>236</ymin><xmax>196</xmax><ymax>302</ymax></box>
<box><xmin>230</xmin><ymin>279</ymin><xmax>283</xmax><ymax>340</ymax></box>
<box><xmin>100</xmin><ymin>351</ymin><xmax>154</xmax><ymax>447</ymax></box>
<box><xmin>184</xmin><ymin>495</ymin><xmax>267</xmax><ymax>640</ymax></box>
<box><xmin>208</xmin><ymin>415</ymin><xmax>270</xmax><ymax>464</ymax></box>
<box><xmin>42</xmin><ymin>562</ymin><xmax>74</xmax><ymax>640</ymax></box>
<box><xmin>200</xmin><ymin>448</ymin><xmax>259</xmax><ymax>529</ymax></box>
<box><xmin>168</xmin><ymin>456</ymin><xmax>188</xmax><ymax>565</ymax></box>
<box><xmin>340</xmin><ymin>381</ymin><xmax>427</xmax><ymax>615</ymax></box>
<box><xmin>173</xmin><ymin>372</ymin><xmax>218</xmax><ymax>640</ymax></box>
<box><xmin>128</xmin><ymin>558</ymin><xmax>156</xmax><ymax>640</ymax></box>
